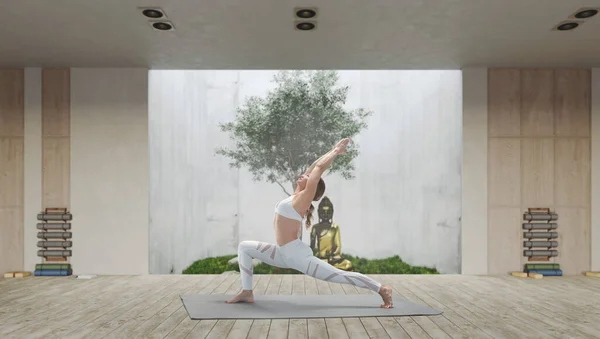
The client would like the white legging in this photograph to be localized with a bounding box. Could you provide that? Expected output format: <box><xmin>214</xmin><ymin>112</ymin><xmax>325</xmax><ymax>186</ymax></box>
<box><xmin>236</xmin><ymin>239</ymin><xmax>382</xmax><ymax>293</ymax></box>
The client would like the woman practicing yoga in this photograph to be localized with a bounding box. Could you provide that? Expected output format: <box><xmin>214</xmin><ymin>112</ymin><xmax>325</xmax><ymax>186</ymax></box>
<box><xmin>226</xmin><ymin>138</ymin><xmax>393</xmax><ymax>308</ymax></box>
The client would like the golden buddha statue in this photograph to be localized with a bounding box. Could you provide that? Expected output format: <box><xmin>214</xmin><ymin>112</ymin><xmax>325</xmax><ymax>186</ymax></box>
<box><xmin>310</xmin><ymin>196</ymin><xmax>353</xmax><ymax>271</ymax></box>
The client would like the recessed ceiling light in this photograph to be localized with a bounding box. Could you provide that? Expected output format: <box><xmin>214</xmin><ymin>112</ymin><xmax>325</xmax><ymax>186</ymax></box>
<box><xmin>295</xmin><ymin>8</ymin><xmax>317</xmax><ymax>19</ymax></box>
<box><xmin>574</xmin><ymin>8</ymin><xmax>598</xmax><ymax>19</ymax></box>
<box><xmin>556</xmin><ymin>22</ymin><xmax>579</xmax><ymax>31</ymax></box>
<box><xmin>139</xmin><ymin>7</ymin><xmax>167</xmax><ymax>19</ymax></box>
<box><xmin>295</xmin><ymin>21</ymin><xmax>316</xmax><ymax>31</ymax></box>
<box><xmin>149</xmin><ymin>21</ymin><xmax>175</xmax><ymax>31</ymax></box>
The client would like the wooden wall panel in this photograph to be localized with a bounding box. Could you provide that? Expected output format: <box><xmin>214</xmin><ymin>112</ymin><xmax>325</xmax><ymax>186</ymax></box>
<box><xmin>488</xmin><ymin>138</ymin><xmax>520</xmax><ymax>206</ymax></box>
<box><xmin>488</xmin><ymin>69</ymin><xmax>520</xmax><ymax>137</ymax></box>
<box><xmin>521</xmin><ymin>70</ymin><xmax>554</xmax><ymax>136</ymax></box>
<box><xmin>0</xmin><ymin>69</ymin><xmax>24</xmax><ymax>274</ymax></box>
<box><xmin>42</xmin><ymin>137</ymin><xmax>70</xmax><ymax>208</ymax></box>
<box><xmin>0</xmin><ymin>208</ymin><xmax>24</xmax><ymax>272</ymax></box>
<box><xmin>42</xmin><ymin>68</ymin><xmax>70</xmax><ymax>210</ymax></box>
<box><xmin>42</xmin><ymin>69</ymin><xmax>70</xmax><ymax>137</ymax></box>
<box><xmin>0</xmin><ymin>138</ymin><xmax>24</xmax><ymax>207</ymax></box>
<box><xmin>0</xmin><ymin>70</ymin><xmax>24</xmax><ymax>137</ymax></box>
<box><xmin>521</xmin><ymin>138</ymin><xmax>554</xmax><ymax>207</ymax></box>
<box><xmin>556</xmin><ymin>207</ymin><xmax>590</xmax><ymax>275</ymax></box>
<box><xmin>488</xmin><ymin>208</ymin><xmax>521</xmax><ymax>274</ymax></box>
<box><xmin>554</xmin><ymin>69</ymin><xmax>590</xmax><ymax>137</ymax></box>
<box><xmin>487</xmin><ymin>67</ymin><xmax>591</xmax><ymax>275</ymax></box>
<box><xmin>555</xmin><ymin>138</ymin><xmax>590</xmax><ymax>207</ymax></box>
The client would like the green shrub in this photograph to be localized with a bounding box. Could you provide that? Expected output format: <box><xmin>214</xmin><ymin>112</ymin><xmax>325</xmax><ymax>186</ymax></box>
<box><xmin>182</xmin><ymin>254</ymin><xmax>237</xmax><ymax>274</ymax></box>
<box><xmin>182</xmin><ymin>253</ymin><xmax>438</xmax><ymax>275</ymax></box>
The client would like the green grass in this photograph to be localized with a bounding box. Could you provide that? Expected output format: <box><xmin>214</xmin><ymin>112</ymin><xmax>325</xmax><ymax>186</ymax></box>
<box><xmin>182</xmin><ymin>254</ymin><xmax>438</xmax><ymax>275</ymax></box>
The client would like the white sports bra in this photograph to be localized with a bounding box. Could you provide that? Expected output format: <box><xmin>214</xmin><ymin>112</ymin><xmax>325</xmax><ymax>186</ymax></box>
<box><xmin>275</xmin><ymin>195</ymin><xmax>303</xmax><ymax>222</ymax></box>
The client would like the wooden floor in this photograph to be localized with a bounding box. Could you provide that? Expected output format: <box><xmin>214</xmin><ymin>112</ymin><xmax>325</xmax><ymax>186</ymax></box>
<box><xmin>0</xmin><ymin>274</ymin><xmax>599</xmax><ymax>339</ymax></box>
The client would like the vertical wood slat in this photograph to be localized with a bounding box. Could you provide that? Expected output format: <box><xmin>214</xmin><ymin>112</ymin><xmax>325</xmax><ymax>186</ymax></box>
<box><xmin>556</xmin><ymin>207</ymin><xmax>590</xmax><ymax>275</ymax></box>
<box><xmin>521</xmin><ymin>69</ymin><xmax>554</xmax><ymax>137</ymax></box>
<box><xmin>554</xmin><ymin>138</ymin><xmax>590</xmax><ymax>207</ymax></box>
<box><xmin>488</xmin><ymin>69</ymin><xmax>520</xmax><ymax>137</ymax></box>
<box><xmin>488</xmin><ymin>138</ymin><xmax>520</xmax><ymax>206</ymax></box>
<box><xmin>488</xmin><ymin>207</ymin><xmax>521</xmax><ymax>275</ymax></box>
<box><xmin>0</xmin><ymin>69</ymin><xmax>25</xmax><ymax>273</ymax></box>
<box><xmin>520</xmin><ymin>138</ymin><xmax>554</xmax><ymax>208</ymax></box>
<box><xmin>42</xmin><ymin>69</ymin><xmax>70</xmax><ymax>209</ymax></box>
<box><xmin>554</xmin><ymin>69</ymin><xmax>591</xmax><ymax>137</ymax></box>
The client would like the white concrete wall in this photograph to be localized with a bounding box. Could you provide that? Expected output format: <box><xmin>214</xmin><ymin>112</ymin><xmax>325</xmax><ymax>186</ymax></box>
<box><xmin>70</xmin><ymin>68</ymin><xmax>149</xmax><ymax>275</ymax></box>
<box><xmin>24</xmin><ymin>68</ymin><xmax>42</xmax><ymax>272</ymax></box>
<box><xmin>592</xmin><ymin>68</ymin><xmax>600</xmax><ymax>272</ymax></box>
<box><xmin>149</xmin><ymin>70</ymin><xmax>463</xmax><ymax>274</ymax></box>
<box><xmin>460</xmin><ymin>68</ymin><xmax>488</xmax><ymax>275</ymax></box>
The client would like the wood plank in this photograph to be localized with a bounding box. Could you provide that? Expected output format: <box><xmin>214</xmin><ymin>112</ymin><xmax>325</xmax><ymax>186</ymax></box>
<box><xmin>225</xmin><ymin>319</ymin><xmax>253</xmax><ymax>339</ymax></box>
<box><xmin>166</xmin><ymin>274</ymin><xmax>231</xmax><ymax>339</ymax></box>
<box><xmin>396</xmin><ymin>276</ymin><xmax>486</xmax><ymax>339</ymax></box>
<box><xmin>0</xmin><ymin>137</ymin><xmax>24</xmax><ymax>208</ymax></box>
<box><xmin>304</xmin><ymin>276</ymin><xmax>328</xmax><ymax>339</ymax></box>
<box><xmin>436</xmin><ymin>275</ymin><xmax>599</xmax><ymax>337</ymax></box>
<box><xmin>556</xmin><ymin>207</ymin><xmax>590</xmax><ymax>275</ymax></box>
<box><xmin>521</xmin><ymin>138</ymin><xmax>554</xmax><ymax>207</ymax></box>
<box><xmin>418</xmin><ymin>276</ymin><xmax>545</xmax><ymax>338</ymax></box>
<box><xmin>2</xmin><ymin>275</ymin><xmax>121</xmax><ymax>325</ymax></box>
<box><xmin>289</xmin><ymin>275</ymin><xmax>308</xmax><ymax>339</ymax></box>
<box><xmin>488</xmin><ymin>138</ymin><xmax>520</xmax><ymax>206</ymax></box>
<box><xmin>459</xmin><ymin>276</ymin><xmax>598</xmax><ymax>338</ymax></box>
<box><xmin>265</xmin><ymin>275</ymin><xmax>288</xmax><ymax>339</ymax></box>
<box><xmin>42</xmin><ymin>69</ymin><xmax>70</xmax><ymax>137</ymax></box>
<box><xmin>4</xmin><ymin>276</ymin><xmax>130</xmax><ymax>336</ymax></box>
<box><xmin>554</xmin><ymin>69</ymin><xmax>591</xmax><ymax>137</ymax></box>
<box><xmin>0</xmin><ymin>208</ymin><xmax>23</xmax><ymax>274</ymax></box>
<box><xmin>12</xmin><ymin>276</ymin><xmax>140</xmax><ymax>338</ymax></box>
<box><xmin>42</xmin><ymin>136</ymin><xmax>69</xmax><ymax>209</ymax></box>
<box><xmin>521</xmin><ymin>69</ymin><xmax>554</xmax><ymax>137</ymax></box>
<box><xmin>0</xmin><ymin>67</ymin><xmax>24</xmax><ymax>274</ymax></box>
<box><xmin>488</xmin><ymin>68</ymin><xmax>521</xmax><ymax>137</ymax></box>
<box><xmin>555</xmin><ymin>138</ymin><xmax>590</xmax><ymax>207</ymax></box>
<box><xmin>245</xmin><ymin>274</ymin><xmax>272</xmax><ymax>339</ymax></box>
<box><xmin>0</xmin><ymin>69</ymin><xmax>24</xmax><ymax>137</ymax></box>
<box><xmin>106</xmin><ymin>276</ymin><xmax>201</xmax><ymax>338</ymax></box>
<box><xmin>449</xmin><ymin>277</ymin><xmax>566</xmax><ymax>338</ymax></box>
<box><xmin>58</xmin><ymin>276</ymin><xmax>185</xmax><ymax>339</ymax></box>
<box><xmin>186</xmin><ymin>274</ymin><xmax>240</xmax><ymax>339</ymax></box>
<box><xmin>488</xmin><ymin>207</ymin><xmax>522</xmax><ymax>274</ymax></box>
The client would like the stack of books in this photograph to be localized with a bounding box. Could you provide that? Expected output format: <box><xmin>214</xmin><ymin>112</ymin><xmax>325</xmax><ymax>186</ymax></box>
<box><xmin>524</xmin><ymin>263</ymin><xmax>562</xmax><ymax>277</ymax></box>
<box><xmin>34</xmin><ymin>263</ymin><xmax>73</xmax><ymax>276</ymax></box>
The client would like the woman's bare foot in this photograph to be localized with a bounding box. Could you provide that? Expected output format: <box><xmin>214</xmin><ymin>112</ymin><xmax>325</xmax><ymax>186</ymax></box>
<box><xmin>378</xmin><ymin>285</ymin><xmax>393</xmax><ymax>308</ymax></box>
<box><xmin>225</xmin><ymin>290</ymin><xmax>254</xmax><ymax>303</ymax></box>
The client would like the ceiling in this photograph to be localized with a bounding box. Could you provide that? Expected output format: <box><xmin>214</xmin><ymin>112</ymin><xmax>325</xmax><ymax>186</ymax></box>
<box><xmin>1</xmin><ymin>0</ymin><xmax>599</xmax><ymax>69</ymax></box>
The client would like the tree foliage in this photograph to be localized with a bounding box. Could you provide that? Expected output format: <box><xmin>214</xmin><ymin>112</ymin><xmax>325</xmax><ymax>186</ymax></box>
<box><xmin>216</xmin><ymin>70</ymin><xmax>372</xmax><ymax>195</ymax></box>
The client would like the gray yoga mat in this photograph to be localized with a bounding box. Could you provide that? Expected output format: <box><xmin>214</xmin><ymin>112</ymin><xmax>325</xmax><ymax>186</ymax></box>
<box><xmin>180</xmin><ymin>294</ymin><xmax>442</xmax><ymax>320</ymax></box>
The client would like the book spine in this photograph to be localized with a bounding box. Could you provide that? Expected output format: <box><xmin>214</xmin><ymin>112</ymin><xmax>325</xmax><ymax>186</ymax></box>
<box><xmin>525</xmin><ymin>264</ymin><xmax>559</xmax><ymax>270</ymax></box>
<box><xmin>35</xmin><ymin>264</ymin><xmax>72</xmax><ymax>270</ymax></box>
<box><xmin>34</xmin><ymin>269</ymin><xmax>72</xmax><ymax>276</ymax></box>
<box><xmin>526</xmin><ymin>269</ymin><xmax>563</xmax><ymax>276</ymax></box>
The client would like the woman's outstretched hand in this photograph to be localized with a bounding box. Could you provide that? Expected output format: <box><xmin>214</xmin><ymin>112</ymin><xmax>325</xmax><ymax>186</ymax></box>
<box><xmin>333</xmin><ymin>138</ymin><xmax>350</xmax><ymax>155</ymax></box>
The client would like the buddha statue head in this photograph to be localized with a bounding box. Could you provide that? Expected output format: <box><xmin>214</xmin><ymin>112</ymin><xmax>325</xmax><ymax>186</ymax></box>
<box><xmin>318</xmin><ymin>196</ymin><xmax>334</xmax><ymax>224</ymax></box>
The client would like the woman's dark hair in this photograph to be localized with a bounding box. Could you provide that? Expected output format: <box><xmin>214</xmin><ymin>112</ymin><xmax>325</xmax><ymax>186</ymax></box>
<box><xmin>305</xmin><ymin>178</ymin><xmax>326</xmax><ymax>229</ymax></box>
